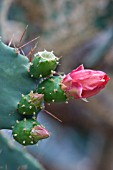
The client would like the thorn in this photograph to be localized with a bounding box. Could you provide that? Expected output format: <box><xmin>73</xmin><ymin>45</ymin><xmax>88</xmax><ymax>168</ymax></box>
<box><xmin>31</xmin><ymin>75</ymin><xmax>33</xmax><ymax>77</ymax></box>
<box><xmin>65</xmin><ymin>101</ymin><xmax>68</xmax><ymax>104</ymax></box>
<box><xmin>33</xmin><ymin>112</ymin><xmax>36</xmax><ymax>115</ymax></box>
<box><xmin>22</xmin><ymin>94</ymin><xmax>24</xmax><ymax>97</ymax></box>
<box><xmin>26</xmin><ymin>39</ymin><xmax>39</xmax><ymax>61</ymax></box>
<box><xmin>43</xmin><ymin>109</ymin><xmax>62</xmax><ymax>122</ymax></box>
<box><xmin>20</xmin><ymin>48</ymin><xmax>25</xmax><ymax>56</ymax></box>
<box><xmin>42</xmin><ymin>87</ymin><xmax>45</xmax><ymax>90</ymax></box>
<box><xmin>59</xmin><ymin>56</ymin><xmax>62</xmax><ymax>60</ymax></box>
<box><xmin>31</xmin><ymin>141</ymin><xmax>33</xmax><ymax>144</ymax></box>
<box><xmin>52</xmin><ymin>99</ymin><xmax>55</xmax><ymax>102</ymax></box>
<box><xmin>50</xmin><ymin>93</ymin><xmax>52</xmax><ymax>95</ymax></box>
<box><xmin>22</xmin><ymin>105</ymin><xmax>25</xmax><ymax>107</ymax></box>
<box><xmin>19</xmin><ymin>36</ymin><xmax>40</xmax><ymax>49</ymax></box>
<box><xmin>23</xmin><ymin>112</ymin><xmax>26</xmax><ymax>115</ymax></box>
<box><xmin>17</xmin><ymin>25</ymin><xmax>28</xmax><ymax>48</ymax></box>
<box><xmin>29</xmin><ymin>136</ymin><xmax>32</xmax><ymax>138</ymax></box>
<box><xmin>8</xmin><ymin>34</ymin><xmax>14</xmax><ymax>47</ymax></box>
<box><xmin>23</xmin><ymin>128</ymin><xmax>26</xmax><ymax>131</ymax></box>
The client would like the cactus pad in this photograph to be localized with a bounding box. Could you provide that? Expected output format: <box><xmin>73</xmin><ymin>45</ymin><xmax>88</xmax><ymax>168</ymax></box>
<box><xmin>0</xmin><ymin>40</ymin><xmax>37</xmax><ymax>129</ymax></box>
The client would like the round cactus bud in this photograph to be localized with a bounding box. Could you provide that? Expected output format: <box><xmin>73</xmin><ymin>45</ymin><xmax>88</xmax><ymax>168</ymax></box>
<box><xmin>37</xmin><ymin>76</ymin><xmax>67</xmax><ymax>102</ymax></box>
<box><xmin>18</xmin><ymin>92</ymin><xmax>44</xmax><ymax>116</ymax></box>
<box><xmin>29</xmin><ymin>50</ymin><xmax>59</xmax><ymax>78</ymax></box>
<box><xmin>12</xmin><ymin>119</ymin><xmax>50</xmax><ymax>146</ymax></box>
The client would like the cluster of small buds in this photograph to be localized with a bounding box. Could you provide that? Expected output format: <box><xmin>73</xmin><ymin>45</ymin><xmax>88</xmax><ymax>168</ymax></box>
<box><xmin>12</xmin><ymin>50</ymin><xmax>60</xmax><ymax>145</ymax></box>
<box><xmin>12</xmin><ymin>49</ymin><xmax>110</xmax><ymax>146</ymax></box>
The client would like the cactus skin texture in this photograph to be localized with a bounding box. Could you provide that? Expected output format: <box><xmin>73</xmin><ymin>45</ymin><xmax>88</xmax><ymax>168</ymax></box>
<box><xmin>38</xmin><ymin>76</ymin><xmax>67</xmax><ymax>102</ymax></box>
<box><xmin>12</xmin><ymin>119</ymin><xmax>49</xmax><ymax>146</ymax></box>
<box><xmin>0</xmin><ymin>133</ymin><xmax>45</xmax><ymax>170</ymax></box>
<box><xmin>30</xmin><ymin>50</ymin><xmax>59</xmax><ymax>78</ymax></box>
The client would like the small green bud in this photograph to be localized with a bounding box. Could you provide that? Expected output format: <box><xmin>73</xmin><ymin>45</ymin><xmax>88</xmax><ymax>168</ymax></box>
<box><xmin>18</xmin><ymin>92</ymin><xmax>44</xmax><ymax>116</ymax></box>
<box><xmin>38</xmin><ymin>76</ymin><xmax>67</xmax><ymax>102</ymax></box>
<box><xmin>30</xmin><ymin>50</ymin><xmax>59</xmax><ymax>78</ymax></box>
<box><xmin>12</xmin><ymin>119</ymin><xmax>50</xmax><ymax>146</ymax></box>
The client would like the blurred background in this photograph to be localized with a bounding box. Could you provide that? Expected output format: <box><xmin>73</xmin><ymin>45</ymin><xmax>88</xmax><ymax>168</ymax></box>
<box><xmin>1</xmin><ymin>0</ymin><xmax>113</xmax><ymax>170</ymax></box>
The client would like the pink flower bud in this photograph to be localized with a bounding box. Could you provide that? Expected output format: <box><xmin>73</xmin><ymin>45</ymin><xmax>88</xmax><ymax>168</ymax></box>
<box><xmin>31</xmin><ymin>125</ymin><xmax>50</xmax><ymax>140</ymax></box>
<box><xmin>61</xmin><ymin>64</ymin><xmax>110</xmax><ymax>99</ymax></box>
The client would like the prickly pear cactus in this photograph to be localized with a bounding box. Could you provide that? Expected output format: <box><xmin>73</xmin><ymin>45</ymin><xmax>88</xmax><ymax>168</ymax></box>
<box><xmin>0</xmin><ymin>38</ymin><xmax>62</xmax><ymax>146</ymax></box>
<box><xmin>0</xmin><ymin>34</ymin><xmax>109</xmax><ymax>148</ymax></box>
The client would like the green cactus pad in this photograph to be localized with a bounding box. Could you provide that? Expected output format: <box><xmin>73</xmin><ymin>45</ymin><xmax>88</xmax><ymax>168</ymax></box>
<box><xmin>18</xmin><ymin>92</ymin><xmax>44</xmax><ymax>116</ymax></box>
<box><xmin>30</xmin><ymin>50</ymin><xmax>59</xmax><ymax>78</ymax></box>
<box><xmin>12</xmin><ymin>119</ymin><xmax>49</xmax><ymax>146</ymax></box>
<box><xmin>0</xmin><ymin>133</ymin><xmax>45</xmax><ymax>170</ymax></box>
<box><xmin>38</xmin><ymin>76</ymin><xmax>67</xmax><ymax>102</ymax></box>
<box><xmin>0</xmin><ymin>40</ymin><xmax>37</xmax><ymax>129</ymax></box>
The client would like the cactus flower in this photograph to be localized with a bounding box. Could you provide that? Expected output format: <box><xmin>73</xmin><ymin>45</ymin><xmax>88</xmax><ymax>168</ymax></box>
<box><xmin>61</xmin><ymin>64</ymin><xmax>110</xmax><ymax>99</ymax></box>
